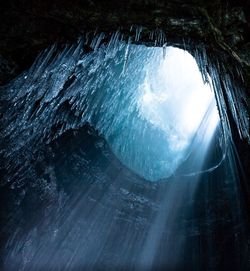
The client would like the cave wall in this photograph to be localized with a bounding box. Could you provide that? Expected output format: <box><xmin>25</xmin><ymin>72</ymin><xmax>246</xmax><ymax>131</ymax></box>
<box><xmin>0</xmin><ymin>1</ymin><xmax>250</xmax><ymax>266</ymax></box>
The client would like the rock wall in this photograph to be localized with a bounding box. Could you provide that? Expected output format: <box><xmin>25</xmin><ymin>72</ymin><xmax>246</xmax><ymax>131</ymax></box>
<box><xmin>0</xmin><ymin>1</ymin><xmax>249</xmax><ymax>83</ymax></box>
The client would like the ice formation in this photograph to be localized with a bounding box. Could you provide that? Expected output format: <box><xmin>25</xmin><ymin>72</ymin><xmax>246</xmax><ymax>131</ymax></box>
<box><xmin>1</xmin><ymin>33</ymin><xmax>227</xmax><ymax>181</ymax></box>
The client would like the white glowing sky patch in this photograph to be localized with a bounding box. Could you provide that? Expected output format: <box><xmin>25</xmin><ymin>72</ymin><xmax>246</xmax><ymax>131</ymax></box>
<box><xmin>139</xmin><ymin>47</ymin><xmax>219</xmax><ymax>149</ymax></box>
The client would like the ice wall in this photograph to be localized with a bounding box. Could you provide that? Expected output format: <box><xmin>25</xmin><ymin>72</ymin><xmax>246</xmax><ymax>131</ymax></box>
<box><xmin>0</xmin><ymin>34</ymin><xmax>224</xmax><ymax>181</ymax></box>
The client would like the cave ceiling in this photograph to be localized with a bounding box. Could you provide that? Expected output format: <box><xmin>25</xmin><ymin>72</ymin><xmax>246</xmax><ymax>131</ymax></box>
<box><xmin>0</xmin><ymin>0</ymin><xmax>249</xmax><ymax>85</ymax></box>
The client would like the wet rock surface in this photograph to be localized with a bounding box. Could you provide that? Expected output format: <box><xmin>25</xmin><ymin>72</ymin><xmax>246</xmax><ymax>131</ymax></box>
<box><xmin>0</xmin><ymin>125</ymin><xmax>247</xmax><ymax>270</ymax></box>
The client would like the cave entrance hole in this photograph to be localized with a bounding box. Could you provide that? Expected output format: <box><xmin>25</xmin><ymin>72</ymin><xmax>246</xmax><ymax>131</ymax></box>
<box><xmin>102</xmin><ymin>45</ymin><xmax>220</xmax><ymax>181</ymax></box>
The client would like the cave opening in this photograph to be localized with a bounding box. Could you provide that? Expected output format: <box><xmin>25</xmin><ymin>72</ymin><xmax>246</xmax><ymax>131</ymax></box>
<box><xmin>105</xmin><ymin>45</ymin><xmax>220</xmax><ymax>181</ymax></box>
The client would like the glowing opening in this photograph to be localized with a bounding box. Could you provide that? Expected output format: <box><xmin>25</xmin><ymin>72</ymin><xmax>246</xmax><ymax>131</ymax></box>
<box><xmin>139</xmin><ymin>47</ymin><xmax>219</xmax><ymax>150</ymax></box>
<box><xmin>106</xmin><ymin>46</ymin><xmax>220</xmax><ymax>181</ymax></box>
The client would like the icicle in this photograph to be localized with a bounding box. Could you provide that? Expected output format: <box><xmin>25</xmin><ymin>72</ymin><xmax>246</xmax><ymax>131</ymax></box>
<box><xmin>149</xmin><ymin>30</ymin><xmax>154</xmax><ymax>41</ymax></box>
<box><xmin>84</xmin><ymin>32</ymin><xmax>91</xmax><ymax>45</ymax></box>
<box><xmin>122</xmin><ymin>37</ymin><xmax>131</xmax><ymax>74</ymax></box>
<box><xmin>135</xmin><ymin>26</ymin><xmax>143</xmax><ymax>42</ymax></box>
<box><xmin>162</xmin><ymin>43</ymin><xmax>167</xmax><ymax>59</ymax></box>
<box><xmin>89</xmin><ymin>34</ymin><xmax>98</xmax><ymax>49</ymax></box>
<box><xmin>89</xmin><ymin>32</ymin><xmax>101</xmax><ymax>50</ymax></box>
<box><xmin>182</xmin><ymin>38</ymin><xmax>187</xmax><ymax>52</ymax></box>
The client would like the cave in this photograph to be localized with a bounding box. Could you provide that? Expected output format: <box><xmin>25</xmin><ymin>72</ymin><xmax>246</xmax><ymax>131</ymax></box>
<box><xmin>0</xmin><ymin>1</ymin><xmax>250</xmax><ymax>271</ymax></box>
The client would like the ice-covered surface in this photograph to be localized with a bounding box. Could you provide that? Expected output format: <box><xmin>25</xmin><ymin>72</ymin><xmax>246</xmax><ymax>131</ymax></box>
<box><xmin>0</xmin><ymin>35</ymin><xmax>221</xmax><ymax>181</ymax></box>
